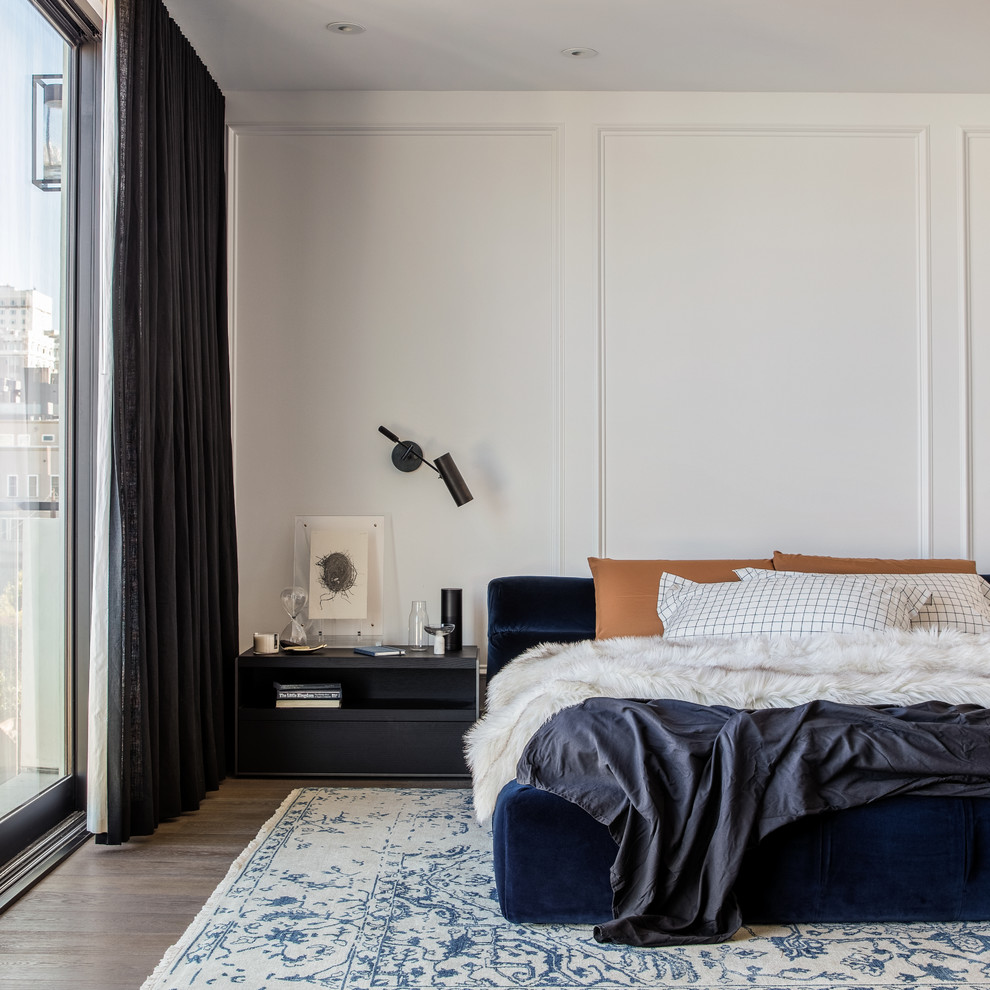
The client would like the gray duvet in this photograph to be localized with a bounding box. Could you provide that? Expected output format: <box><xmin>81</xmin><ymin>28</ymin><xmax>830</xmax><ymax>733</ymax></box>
<box><xmin>516</xmin><ymin>697</ymin><xmax>990</xmax><ymax>946</ymax></box>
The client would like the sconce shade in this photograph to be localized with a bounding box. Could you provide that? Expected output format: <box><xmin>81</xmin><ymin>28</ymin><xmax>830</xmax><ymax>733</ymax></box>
<box><xmin>435</xmin><ymin>453</ymin><xmax>473</xmax><ymax>506</ymax></box>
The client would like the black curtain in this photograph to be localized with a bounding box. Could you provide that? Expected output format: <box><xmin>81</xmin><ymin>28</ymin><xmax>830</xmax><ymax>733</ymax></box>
<box><xmin>104</xmin><ymin>0</ymin><xmax>238</xmax><ymax>843</ymax></box>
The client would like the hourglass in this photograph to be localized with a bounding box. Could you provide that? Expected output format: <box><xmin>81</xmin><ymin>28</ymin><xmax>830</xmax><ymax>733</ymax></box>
<box><xmin>280</xmin><ymin>586</ymin><xmax>309</xmax><ymax>646</ymax></box>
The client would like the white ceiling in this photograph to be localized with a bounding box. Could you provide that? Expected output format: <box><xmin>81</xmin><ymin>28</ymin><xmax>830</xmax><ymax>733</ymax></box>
<box><xmin>161</xmin><ymin>0</ymin><xmax>990</xmax><ymax>94</ymax></box>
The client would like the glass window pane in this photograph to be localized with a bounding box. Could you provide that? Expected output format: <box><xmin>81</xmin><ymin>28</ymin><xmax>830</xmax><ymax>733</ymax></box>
<box><xmin>0</xmin><ymin>1</ymin><xmax>70</xmax><ymax>819</ymax></box>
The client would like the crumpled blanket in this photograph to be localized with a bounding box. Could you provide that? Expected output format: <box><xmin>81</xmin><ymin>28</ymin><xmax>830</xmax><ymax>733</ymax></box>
<box><xmin>516</xmin><ymin>697</ymin><xmax>990</xmax><ymax>947</ymax></box>
<box><xmin>466</xmin><ymin>629</ymin><xmax>990</xmax><ymax>821</ymax></box>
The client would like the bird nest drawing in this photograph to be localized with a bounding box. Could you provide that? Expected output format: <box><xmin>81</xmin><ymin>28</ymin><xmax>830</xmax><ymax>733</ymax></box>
<box><xmin>315</xmin><ymin>549</ymin><xmax>359</xmax><ymax>608</ymax></box>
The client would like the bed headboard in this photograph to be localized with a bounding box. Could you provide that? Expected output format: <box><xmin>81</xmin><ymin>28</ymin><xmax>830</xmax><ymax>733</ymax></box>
<box><xmin>487</xmin><ymin>573</ymin><xmax>990</xmax><ymax>681</ymax></box>
<box><xmin>487</xmin><ymin>575</ymin><xmax>594</xmax><ymax>679</ymax></box>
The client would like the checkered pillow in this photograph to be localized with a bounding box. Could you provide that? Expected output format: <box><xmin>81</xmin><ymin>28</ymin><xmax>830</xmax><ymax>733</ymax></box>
<box><xmin>657</xmin><ymin>571</ymin><xmax>930</xmax><ymax>639</ymax></box>
<box><xmin>735</xmin><ymin>568</ymin><xmax>990</xmax><ymax>633</ymax></box>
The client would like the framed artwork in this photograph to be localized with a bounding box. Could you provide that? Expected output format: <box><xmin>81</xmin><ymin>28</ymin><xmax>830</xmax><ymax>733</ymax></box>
<box><xmin>293</xmin><ymin>515</ymin><xmax>385</xmax><ymax>645</ymax></box>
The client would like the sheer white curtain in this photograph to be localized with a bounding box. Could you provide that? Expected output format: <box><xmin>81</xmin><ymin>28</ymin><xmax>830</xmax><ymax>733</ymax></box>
<box><xmin>86</xmin><ymin>0</ymin><xmax>116</xmax><ymax>836</ymax></box>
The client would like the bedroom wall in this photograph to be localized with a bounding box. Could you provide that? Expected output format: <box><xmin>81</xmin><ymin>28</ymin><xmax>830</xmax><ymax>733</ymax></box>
<box><xmin>225</xmin><ymin>91</ymin><xmax>990</xmax><ymax>659</ymax></box>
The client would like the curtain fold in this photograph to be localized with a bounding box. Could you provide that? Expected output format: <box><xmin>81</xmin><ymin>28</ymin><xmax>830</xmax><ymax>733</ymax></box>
<box><xmin>102</xmin><ymin>0</ymin><xmax>237</xmax><ymax>843</ymax></box>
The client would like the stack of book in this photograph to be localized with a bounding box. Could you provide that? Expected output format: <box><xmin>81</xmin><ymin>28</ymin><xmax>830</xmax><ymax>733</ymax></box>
<box><xmin>274</xmin><ymin>681</ymin><xmax>342</xmax><ymax>708</ymax></box>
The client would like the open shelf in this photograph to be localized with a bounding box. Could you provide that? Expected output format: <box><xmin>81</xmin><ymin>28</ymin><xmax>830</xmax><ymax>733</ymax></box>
<box><xmin>234</xmin><ymin>646</ymin><xmax>479</xmax><ymax>777</ymax></box>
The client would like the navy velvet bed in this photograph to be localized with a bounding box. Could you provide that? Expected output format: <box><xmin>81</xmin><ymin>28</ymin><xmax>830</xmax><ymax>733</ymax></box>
<box><xmin>487</xmin><ymin>574</ymin><xmax>990</xmax><ymax>926</ymax></box>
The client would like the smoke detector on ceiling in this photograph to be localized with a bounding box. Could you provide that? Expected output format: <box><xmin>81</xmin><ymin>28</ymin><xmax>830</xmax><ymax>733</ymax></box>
<box><xmin>561</xmin><ymin>47</ymin><xmax>599</xmax><ymax>58</ymax></box>
<box><xmin>327</xmin><ymin>22</ymin><xmax>366</xmax><ymax>35</ymax></box>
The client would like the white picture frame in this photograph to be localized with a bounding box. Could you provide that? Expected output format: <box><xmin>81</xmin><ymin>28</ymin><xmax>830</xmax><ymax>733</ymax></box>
<box><xmin>293</xmin><ymin>515</ymin><xmax>385</xmax><ymax>645</ymax></box>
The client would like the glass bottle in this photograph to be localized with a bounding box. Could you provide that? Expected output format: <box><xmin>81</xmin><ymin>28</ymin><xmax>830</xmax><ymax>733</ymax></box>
<box><xmin>408</xmin><ymin>600</ymin><xmax>429</xmax><ymax>651</ymax></box>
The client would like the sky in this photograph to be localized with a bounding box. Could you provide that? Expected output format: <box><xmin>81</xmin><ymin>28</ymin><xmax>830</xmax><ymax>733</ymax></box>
<box><xmin>0</xmin><ymin>1</ymin><xmax>69</xmax><ymax>328</ymax></box>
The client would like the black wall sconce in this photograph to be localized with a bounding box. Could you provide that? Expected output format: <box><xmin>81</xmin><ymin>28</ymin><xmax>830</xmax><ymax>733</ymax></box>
<box><xmin>32</xmin><ymin>74</ymin><xmax>63</xmax><ymax>192</ymax></box>
<box><xmin>378</xmin><ymin>426</ymin><xmax>473</xmax><ymax>507</ymax></box>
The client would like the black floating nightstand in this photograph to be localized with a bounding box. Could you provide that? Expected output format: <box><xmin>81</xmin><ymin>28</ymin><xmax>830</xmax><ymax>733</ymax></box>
<box><xmin>234</xmin><ymin>646</ymin><xmax>479</xmax><ymax>777</ymax></box>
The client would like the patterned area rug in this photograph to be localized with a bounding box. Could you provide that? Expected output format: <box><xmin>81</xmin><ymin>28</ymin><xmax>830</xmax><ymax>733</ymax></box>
<box><xmin>142</xmin><ymin>787</ymin><xmax>990</xmax><ymax>989</ymax></box>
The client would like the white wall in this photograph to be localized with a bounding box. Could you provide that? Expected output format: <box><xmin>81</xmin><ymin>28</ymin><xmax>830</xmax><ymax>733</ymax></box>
<box><xmin>226</xmin><ymin>92</ymin><xmax>990</xmax><ymax>661</ymax></box>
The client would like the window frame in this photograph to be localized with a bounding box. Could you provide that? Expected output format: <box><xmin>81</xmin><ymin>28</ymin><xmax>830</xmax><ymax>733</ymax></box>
<box><xmin>0</xmin><ymin>1</ymin><xmax>99</xmax><ymax>904</ymax></box>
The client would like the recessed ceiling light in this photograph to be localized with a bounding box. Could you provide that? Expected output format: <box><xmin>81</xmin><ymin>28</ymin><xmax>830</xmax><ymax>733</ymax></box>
<box><xmin>327</xmin><ymin>21</ymin><xmax>366</xmax><ymax>35</ymax></box>
<box><xmin>561</xmin><ymin>47</ymin><xmax>598</xmax><ymax>59</ymax></box>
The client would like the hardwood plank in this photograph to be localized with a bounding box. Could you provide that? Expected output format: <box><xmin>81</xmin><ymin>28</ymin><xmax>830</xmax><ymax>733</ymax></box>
<box><xmin>0</xmin><ymin>777</ymin><xmax>457</xmax><ymax>989</ymax></box>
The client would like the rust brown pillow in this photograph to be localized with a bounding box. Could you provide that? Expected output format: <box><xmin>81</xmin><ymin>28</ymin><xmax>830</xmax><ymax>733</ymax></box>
<box><xmin>772</xmin><ymin>552</ymin><xmax>976</xmax><ymax>575</ymax></box>
<box><xmin>588</xmin><ymin>557</ymin><xmax>774</xmax><ymax>639</ymax></box>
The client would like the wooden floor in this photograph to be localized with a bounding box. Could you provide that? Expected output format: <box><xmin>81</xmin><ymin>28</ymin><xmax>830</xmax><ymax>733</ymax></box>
<box><xmin>0</xmin><ymin>777</ymin><xmax>468</xmax><ymax>990</ymax></box>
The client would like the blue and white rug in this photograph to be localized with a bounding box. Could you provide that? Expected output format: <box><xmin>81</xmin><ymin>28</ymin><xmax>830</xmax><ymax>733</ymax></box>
<box><xmin>142</xmin><ymin>786</ymin><xmax>990</xmax><ymax>989</ymax></box>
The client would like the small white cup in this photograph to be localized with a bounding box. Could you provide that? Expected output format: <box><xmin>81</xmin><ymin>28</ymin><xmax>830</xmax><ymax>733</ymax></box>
<box><xmin>253</xmin><ymin>632</ymin><xmax>279</xmax><ymax>654</ymax></box>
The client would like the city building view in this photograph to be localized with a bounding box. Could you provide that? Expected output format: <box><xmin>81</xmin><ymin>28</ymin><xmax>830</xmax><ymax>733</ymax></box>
<box><xmin>0</xmin><ymin>283</ymin><xmax>63</xmax><ymax>801</ymax></box>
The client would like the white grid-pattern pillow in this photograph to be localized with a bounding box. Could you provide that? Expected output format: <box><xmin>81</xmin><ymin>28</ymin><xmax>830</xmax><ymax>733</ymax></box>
<box><xmin>735</xmin><ymin>568</ymin><xmax>990</xmax><ymax>634</ymax></box>
<box><xmin>657</xmin><ymin>571</ymin><xmax>930</xmax><ymax>639</ymax></box>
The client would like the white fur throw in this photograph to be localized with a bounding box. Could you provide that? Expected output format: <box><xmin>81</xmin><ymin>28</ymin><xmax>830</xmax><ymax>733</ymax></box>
<box><xmin>465</xmin><ymin>629</ymin><xmax>990</xmax><ymax>821</ymax></box>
